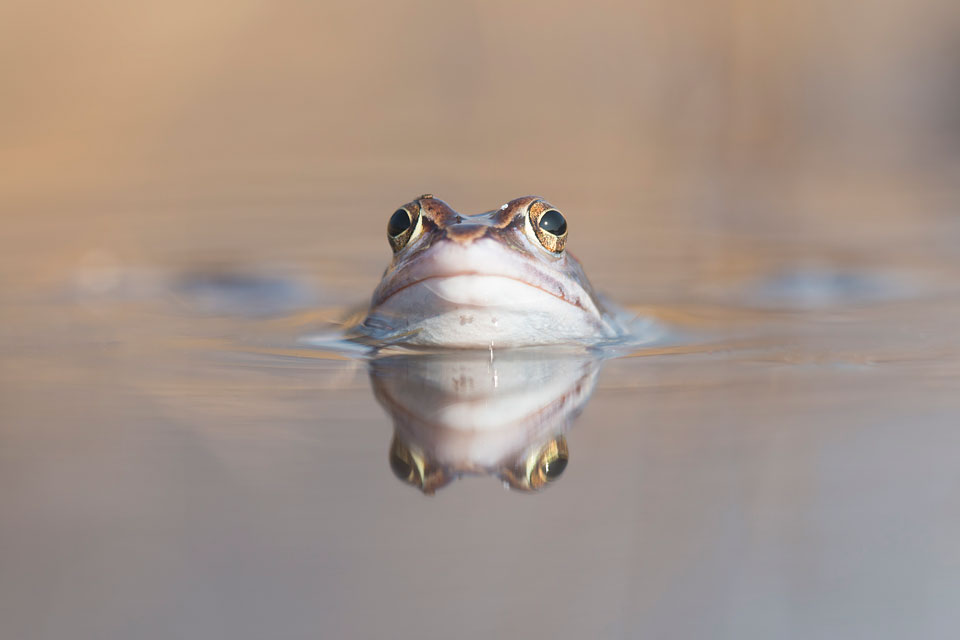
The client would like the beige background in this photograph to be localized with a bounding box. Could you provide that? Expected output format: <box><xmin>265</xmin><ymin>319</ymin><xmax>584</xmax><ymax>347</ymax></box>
<box><xmin>2</xmin><ymin>3</ymin><xmax>960</xmax><ymax>640</ymax></box>
<box><xmin>3</xmin><ymin>0</ymin><xmax>959</xmax><ymax>293</ymax></box>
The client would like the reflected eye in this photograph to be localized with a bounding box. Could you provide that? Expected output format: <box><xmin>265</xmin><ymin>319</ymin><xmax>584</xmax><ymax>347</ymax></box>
<box><xmin>389</xmin><ymin>445</ymin><xmax>416</xmax><ymax>483</ymax></box>
<box><xmin>541</xmin><ymin>451</ymin><xmax>568</xmax><ymax>479</ymax></box>
<box><xmin>502</xmin><ymin>436</ymin><xmax>569</xmax><ymax>491</ymax></box>
<box><xmin>528</xmin><ymin>202</ymin><xmax>568</xmax><ymax>253</ymax></box>
<box><xmin>388</xmin><ymin>436</ymin><xmax>450</xmax><ymax>494</ymax></box>
<box><xmin>387</xmin><ymin>205</ymin><xmax>421</xmax><ymax>253</ymax></box>
<box><xmin>529</xmin><ymin>436</ymin><xmax>569</xmax><ymax>488</ymax></box>
<box><xmin>389</xmin><ymin>436</ymin><xmax>424</xmax><ymax>487</ymax></box>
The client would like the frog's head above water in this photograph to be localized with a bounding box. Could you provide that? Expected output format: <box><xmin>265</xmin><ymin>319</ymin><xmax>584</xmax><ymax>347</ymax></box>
<box><xmin>359</xmin><ymin>195</ymin><xmax>627</xmax><ymax>348</ymax></box>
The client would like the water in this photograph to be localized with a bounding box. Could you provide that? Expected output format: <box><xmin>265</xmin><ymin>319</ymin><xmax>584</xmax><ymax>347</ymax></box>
<box><xmin>4</xmin><ymin>2</ymin><xmax>960</xmax><ymax>637</ymax></box>
<box><xmin>3</xmin><ymin>210</ymin><xmax>960</xmax><ymax>639</ymax></box>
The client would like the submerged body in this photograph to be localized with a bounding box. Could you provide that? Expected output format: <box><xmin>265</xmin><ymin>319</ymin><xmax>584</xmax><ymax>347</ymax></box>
<box><xmin>357</xmin><ymin>195</ymin><xmax>632</xmax><ymax>348</ymax></box>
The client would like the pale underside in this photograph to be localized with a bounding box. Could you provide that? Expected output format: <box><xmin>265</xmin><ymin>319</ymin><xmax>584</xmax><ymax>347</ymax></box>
<box><xmin>379</xmin><ymin>352</ymin><xmax>601</xmax><ymax>467</ymax></box>
<box><xmin>364</xmin><ymin>274</ymin><xmax>622</xmax><ymax>348</ymax></box>
<box><xmin>361</xmin><ymin>232</ymin><xmax>635</xmax><ymax>348</ymax></box>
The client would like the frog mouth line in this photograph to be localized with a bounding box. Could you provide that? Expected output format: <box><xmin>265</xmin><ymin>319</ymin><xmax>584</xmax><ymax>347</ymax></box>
<box><xmin>375</xmin><ymin>272</ymin><xmax>588</xmax><ymax>312</ymax></box>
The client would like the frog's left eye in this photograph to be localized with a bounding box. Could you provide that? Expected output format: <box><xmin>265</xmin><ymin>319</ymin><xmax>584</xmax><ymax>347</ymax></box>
<box><xmin>527</xmin><ymin>202</ymin><xmax>568</xmax><ymax>253</ymax></box>
<box><xmin>387</xmin><ymin>205</ymin><xmax>421</xmax><ymax>253</ymax></box>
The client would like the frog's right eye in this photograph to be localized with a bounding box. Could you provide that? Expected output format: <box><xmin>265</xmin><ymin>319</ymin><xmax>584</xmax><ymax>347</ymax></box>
<box><xmin>387</xmin><ymin>205</ymin><xmax>422</xmax><ymax>253</ymax></box>
<box><xmin>525</xmin><ymin>200</ymin><xmax>568</xmax><ymax>254</ymax></box>
<box><xmin>388</xmin><ymin>209</ymin><xmax>411</xmax><ymax>235</ymax></box>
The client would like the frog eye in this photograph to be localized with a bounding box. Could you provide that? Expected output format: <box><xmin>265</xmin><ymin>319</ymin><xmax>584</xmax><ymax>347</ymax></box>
<box><xmin>388</xmin><ymin>436</ymin><xmax>450</xmax><ymax>494</ymax></box>
<box><xmin>539</xmin><ymin>209</ymin><xmax>567</xmax><ymax>236</ymax></box>
<box><xmin>388</xmin><ymin>209</ymin><xmax>411</xmax><ymax>235</ymax></box>
<box><xmin>529</xmin><ymin>436</ymin><xmax>569</xmax><ymax>488</ymax></box>
<box><xmin>527</xmin><ymin>202</ymin><xmax>568</xmax><ymax>253</ymax></box>
<box><xmin>501</xmin><ymin>436</ymin><xmax>569</xmax><ymax>491</ymax></box>
<box><xmin>387</xmin><ymin>205</ymin><xmax>421</xmax><ymax>253</ymax></box>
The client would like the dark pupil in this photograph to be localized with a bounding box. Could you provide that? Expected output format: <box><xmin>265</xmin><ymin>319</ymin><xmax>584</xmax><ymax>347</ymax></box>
<box><xmin>389</xmin><ymin>452</ymin><xmax>413</xmax><ymax>480</ymax></box>
<box><xmin>543</xmin><ymin>456</ymin><xmax>568</xmax><ymax>479</ymax></box>
<box><xmin>388</xmin><ymin>209</ymin><xmax>412</xmax><ymax>237</ymax></box>
<box><xmin>539</xmin><ymin>210</ymin><xmax>567</xmax><ymax>236</ymax></box>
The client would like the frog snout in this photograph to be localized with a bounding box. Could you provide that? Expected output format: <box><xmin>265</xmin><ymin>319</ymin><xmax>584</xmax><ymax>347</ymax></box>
<box><xmin>444</xmin><ymin>223</ymin><xmax>488</xmax><ymax>244</ymax></box>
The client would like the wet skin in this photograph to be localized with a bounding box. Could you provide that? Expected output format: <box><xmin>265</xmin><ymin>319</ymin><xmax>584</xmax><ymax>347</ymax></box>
<box><xmin>359</xmin><ymin>195</ymin><xmax>629</xmax><ymax>348</ymax></box>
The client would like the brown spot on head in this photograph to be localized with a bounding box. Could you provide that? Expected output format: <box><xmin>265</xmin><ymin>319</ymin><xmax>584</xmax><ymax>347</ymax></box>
<box><xmin>490</xmin><ymin>195</ymin><xmax>543</xmax><ymax>228</ymax></box>
<box><xmin>445</xmin><ymin>224</ymin><xmax>488</xmax><ymax>244</ymax></box>
<box><xmin>418</xmin><ymin>196</ymin><xmax>461</xmax><ymax>226</ymax></box>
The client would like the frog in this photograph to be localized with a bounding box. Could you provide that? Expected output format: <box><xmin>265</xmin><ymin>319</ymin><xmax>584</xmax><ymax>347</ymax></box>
<box><xmin>355</xmin><ymin>194</ymin><xmax>631</xmax><ymax>348</ymax></box>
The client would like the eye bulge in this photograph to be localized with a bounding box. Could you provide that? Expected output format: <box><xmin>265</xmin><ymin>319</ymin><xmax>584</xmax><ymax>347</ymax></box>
<box><xmin>387</xmin><ymin>205</ymin><xmax>421</xmax><ymax>253</ymax></box>
<box><xmin>528</xmin><ymin>202</ymin><xmax>569</xmax><ymax>253</ymax></box>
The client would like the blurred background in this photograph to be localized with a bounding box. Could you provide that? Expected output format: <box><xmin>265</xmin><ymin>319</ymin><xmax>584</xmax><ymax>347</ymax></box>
<box><xmin>3</xmin><ymin>2</ymin><xmax>960</xmax><ymax>639</ymax></box>
<box><xmin>3</xmin><ymin>0</ymin><xmax>959</xmax><ymax>297</ymax></box>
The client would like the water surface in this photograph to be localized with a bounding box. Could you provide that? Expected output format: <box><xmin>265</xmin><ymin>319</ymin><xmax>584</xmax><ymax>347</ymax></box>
<box><xmin>3</xmin><ymin>216</ymin><xmax>959</xmax><ymax>639</ymax></box>
<box><xmin>3</xmin><ymin>1</ymin><xmax>960</xmax><ymax>636</ymax></box>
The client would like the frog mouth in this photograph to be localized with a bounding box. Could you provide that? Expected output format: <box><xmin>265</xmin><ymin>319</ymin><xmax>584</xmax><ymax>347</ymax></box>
<box><xmin>377</xmin><ymin>273</ymin><xmax>587</xmax><ymax>311</ymax></box>
<box><xmin>370</xmin><ymin>239</ymin><xmax>598</xmax><ymax>315</ymax></box>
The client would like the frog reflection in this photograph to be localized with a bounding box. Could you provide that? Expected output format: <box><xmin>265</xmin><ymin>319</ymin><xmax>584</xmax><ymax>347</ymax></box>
<box><xmin>368</xmin><ymin>351</ymin><xmax>603</xmax><ymax>494</ymax></box>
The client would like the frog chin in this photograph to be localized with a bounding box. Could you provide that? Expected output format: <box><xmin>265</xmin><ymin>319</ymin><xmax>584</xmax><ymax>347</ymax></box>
<box><xmin>367</xmin><ymin>274</ymin><xmax>607</xmax><ymax>347</ymax></box>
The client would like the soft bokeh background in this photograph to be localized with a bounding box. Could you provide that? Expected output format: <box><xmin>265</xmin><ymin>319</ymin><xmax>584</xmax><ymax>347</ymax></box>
<box><xmin>3</xmin><ymin>2</ymin><xmax>960</xmax><ymax>639</ymax></box>
<box><xmin>3</xmin><ymin>0</ymin><xmax>959</xmax><ymax>295</ymax></box>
